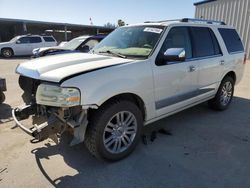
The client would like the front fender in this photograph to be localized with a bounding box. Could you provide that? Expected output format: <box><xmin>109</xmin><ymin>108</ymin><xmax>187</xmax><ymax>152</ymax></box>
<box><xmin>61</xmin><ymin>61</ymin><xmax>156</xmax><ymax>120</ymax></box>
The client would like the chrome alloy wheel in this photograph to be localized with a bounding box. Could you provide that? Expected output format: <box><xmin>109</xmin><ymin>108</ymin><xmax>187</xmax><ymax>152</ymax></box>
<box><xmin>103</xmin><ymin>111</ymin><xmax>137</xmax><ymax>154</ymax></box>
<box><xmin>220</xmin><ymin>81</ymin><xmax>233</xmax><ymax>106</ymax></box>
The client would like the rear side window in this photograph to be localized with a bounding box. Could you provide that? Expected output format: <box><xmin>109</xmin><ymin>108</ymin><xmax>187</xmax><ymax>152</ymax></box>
<box><xmin>190</xmin><ymin>27</ymin><xmax>221</xmax><ymax>58</ymax></box>
<box><xmin>218</xmin><ymin>28</ymin><xmax>244</xmax><ymax>53</ymax></box>
<box><xmin>30</xmin><ymin>37</ymin><xmax>42</xmax><ymax>43</ymax></box>
<box><xmin>43</xmin><ymin>36</ymin><xmax>55</xmax><ymax>42</ymax></box>
<box><xmin>18</xmin><ymin>37</ymin><xmax>30</xmax><ymax>44</ymax></box>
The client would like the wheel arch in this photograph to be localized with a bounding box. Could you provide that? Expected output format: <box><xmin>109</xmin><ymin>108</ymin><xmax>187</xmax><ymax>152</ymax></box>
<box><xmin>223</xmin><ymin>71</ymin><xmax>236</xmax><ymax>83</ymax></box>
<box><xmin>1</xmin><ymin>47</ymin><xmax>14</xmax><ymax>56</ymax></box>
<box><xmin>94</xmin><ymin>93</ymin><xmax>147</xmax><ymax>121</ymax></box>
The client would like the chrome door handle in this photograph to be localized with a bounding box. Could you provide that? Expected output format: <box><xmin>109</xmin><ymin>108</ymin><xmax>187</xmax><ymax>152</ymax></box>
<box><xmin>220</xmin><ymin>60</ymin><xmax>225</xmax><ymax>65</ymax></box>
<box><xmin>189</xmin><ymin>65</ymin><xmax>196</xmax><ymax>72</ymax></box>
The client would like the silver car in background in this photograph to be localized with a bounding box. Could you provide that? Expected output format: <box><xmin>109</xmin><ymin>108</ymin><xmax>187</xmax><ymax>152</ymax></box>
<box><xmin>0</xmin><ymin>35</ymin><xmax>57</xmax><ymax>58</ymax></box>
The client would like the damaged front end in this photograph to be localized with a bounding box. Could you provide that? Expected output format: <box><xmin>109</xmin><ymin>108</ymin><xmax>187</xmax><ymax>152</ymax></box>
<box><xmin>12</xmin><ymin>76</ymin><xmax>89</xmax><ymax>146</ymax></box>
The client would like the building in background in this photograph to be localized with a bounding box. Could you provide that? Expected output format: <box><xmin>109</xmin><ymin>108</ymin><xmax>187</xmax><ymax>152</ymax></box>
<box><xmin>0</xmin><ymin>18</ymin><xmax>114</xmax><ymax>43</ymax></box>
<box><xmin>194</xmin><ymin>0</ymin><xmax>250</xmax><ymax>58</ymax></box>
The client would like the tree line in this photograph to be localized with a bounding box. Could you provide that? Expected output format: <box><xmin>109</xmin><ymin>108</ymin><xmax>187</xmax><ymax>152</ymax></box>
<box><xmin>104</xmin><ymin>19</ymin><xmax>126</xmax><ymax>28</ymax></box>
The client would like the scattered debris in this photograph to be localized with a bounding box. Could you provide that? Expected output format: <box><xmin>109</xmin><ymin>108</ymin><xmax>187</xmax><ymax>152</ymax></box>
<box><xmin>158</xmin><ymin>128</ymin><xmax>172</xmax><ymax>135</ymax></box>
<box><xmin>150</xmin><ymin>131</ymin><xmax>157</xmax><ymax>142</ymax></box>
<box><xmin>142</xmin><ymin>135</ymin><xmax>148</xmax><ymax>145</ymax></box>
<box><xmin>142</xmin><ymin>128</ymin><xmax>172</xmax><ymax>145</ymax></box>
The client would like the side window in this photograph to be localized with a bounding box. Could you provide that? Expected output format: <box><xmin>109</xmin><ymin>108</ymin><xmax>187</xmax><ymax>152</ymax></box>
<box><xmin>43</xmin><ymin>36</ymin><xmax>55</xmax><ymax>42</ymax></box>
<box><xmin>218</xmin><ymin>28</ymin><xmax>244</xmax><ymax>53</ymax></box>
<box><xmin>210</xmin><ymin>29</ymin><xmax>222</xmax><ymax>55</ymax></box>
<box><xmin>30</xmin><ymin>37</ymin><xmax>42</xmax><ymax>43</ymax></box>
<box><xmin>190</xmin><ymin>27</ymin><xmax>218</xmax><ymax>58</ymax></box>
<box><xmin>18</xmin><ymin>37</ymin><xmax>30</xmax><ymax>44</ymax></box>
<box><xmin>83</xmin><ymin>39</ymin><xmax>99</xmax><ymax>50</ymax></box>
<box><xmin>156</xmin><ymin>27</ymin><xmax>192</xmax><ymax>65</ymax></box>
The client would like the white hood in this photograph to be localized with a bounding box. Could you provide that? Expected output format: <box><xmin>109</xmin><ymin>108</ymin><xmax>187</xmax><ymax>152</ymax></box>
<box><xmin>0</xmin><ymin>42</ymin><xmax>11</xmax><ymax>47</ymax></box>
<box><xmin>16</xmin><ymin>53</ymin><xmax>133</xmax><ymax>83</ymax></box>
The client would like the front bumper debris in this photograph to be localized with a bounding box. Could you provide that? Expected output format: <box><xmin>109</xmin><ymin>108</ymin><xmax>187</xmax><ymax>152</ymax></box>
<box><xmin>12</xmin><ymin>104</ymin><xmax>88</xmax><ymax>146</ymax></box>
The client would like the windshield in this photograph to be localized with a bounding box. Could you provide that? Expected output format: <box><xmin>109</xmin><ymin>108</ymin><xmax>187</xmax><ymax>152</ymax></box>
<box><xmin>63</xmin><ymin>37</ymin><xmax>88</xmax><ymax>50</ymax></box>
<box><xmin>93</xmin><ymin>25</ymin><xmax>165</xmax><ymax>58</ymax></box>
<box><xmin>10</xmin><ymin>36</ymin><xmax>19</xmax><ymax>42</ymax></box>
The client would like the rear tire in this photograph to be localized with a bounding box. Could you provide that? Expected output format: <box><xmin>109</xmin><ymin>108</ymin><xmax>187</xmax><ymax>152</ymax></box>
<box><xmin>85</xmin><ymin>99</ymin><xmax>143</xmax><ymax>161</ymax></box>
<box><xmin>208</xmin><ymin>76</ymin><xmax>235</xmax><ymax>111</ymax></box>
<box><xmin>1</xmin><ymin>48</ymin><xmax>13</xmax><ymax>58</ymax></box>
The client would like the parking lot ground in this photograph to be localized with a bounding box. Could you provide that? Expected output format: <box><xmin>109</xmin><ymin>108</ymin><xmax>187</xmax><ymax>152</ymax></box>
<box><xmin>0</xmin><ymin>58</ymin><xmax>250</xmax><ymax>188</ymax></box>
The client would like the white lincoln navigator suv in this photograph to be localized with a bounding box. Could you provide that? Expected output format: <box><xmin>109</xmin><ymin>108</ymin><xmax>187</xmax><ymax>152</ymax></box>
<box><xmin>13</xmin><ymin>18</ymin><xmax>246</xmax><ymax>161</ymax></box>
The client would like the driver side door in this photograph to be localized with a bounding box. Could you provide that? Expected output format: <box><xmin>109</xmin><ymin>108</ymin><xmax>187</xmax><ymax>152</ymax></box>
<box><xmin>14</xmin><ymin>37</ymin><xmax>32</xmax><ymax>55</ymax></box>
<box><xmin>152</xmin><ymin>26</ymin><xmax>199</xmax><ymax>116</ymax></box>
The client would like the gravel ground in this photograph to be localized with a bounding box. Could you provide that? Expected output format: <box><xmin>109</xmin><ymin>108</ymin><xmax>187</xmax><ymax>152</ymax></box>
<box><xmin>0</xmin><ymin>58</ymin><xmax>250</xmax><ymax>188</ymax></box>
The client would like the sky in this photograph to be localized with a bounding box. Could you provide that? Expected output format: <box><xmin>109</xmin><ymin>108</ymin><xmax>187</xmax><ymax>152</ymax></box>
<box><xmin>0</xmin><ymin>0</ymin><xmax>197</xmax><ymax>26</ymax></box>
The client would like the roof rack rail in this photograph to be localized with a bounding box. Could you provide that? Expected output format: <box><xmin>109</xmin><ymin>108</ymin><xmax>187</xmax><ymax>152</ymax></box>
<box><xmin>181</xmin><ymin>18</ymin><xmax>226</xmax><ymax>25</ymax></box>
<box><xmin>144</xmin><ymin>19</ymin><xmax>181</xmax><ymax>23</ymax></box>
<box><xmin>144</xmin><ymin>18</ymin><xmax>226</xmax><ymax>25</ymax></box>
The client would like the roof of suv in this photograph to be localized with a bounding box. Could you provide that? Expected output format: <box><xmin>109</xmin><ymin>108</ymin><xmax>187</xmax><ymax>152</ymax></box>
<box><xmin>128</xmin><ymin>18</ymin><xmax>232</xmax><ymax>29</ymax></box>
<box><xmin>17</xmin><ymin>34</ymin><xmax>55</xmax><ymax>38</ymax></box>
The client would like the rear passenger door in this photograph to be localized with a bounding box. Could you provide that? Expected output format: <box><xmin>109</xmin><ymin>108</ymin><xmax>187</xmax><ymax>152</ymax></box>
<box><xmin>190</xmin><ymin>27</ymin><xmax>223</xmax><ymax>97</ymax></box>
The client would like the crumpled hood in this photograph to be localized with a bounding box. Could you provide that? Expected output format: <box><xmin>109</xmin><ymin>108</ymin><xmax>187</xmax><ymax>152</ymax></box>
<box><xmin>16</xmin><ymin>53</ymin><xmax>134</xmax><ymax>83</ymax></box>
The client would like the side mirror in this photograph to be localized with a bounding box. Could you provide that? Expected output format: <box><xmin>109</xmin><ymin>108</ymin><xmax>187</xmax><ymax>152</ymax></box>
<box><xmin>163</xmin><ymin>48</ymin><xmax>186</xmax><ymax>62</ymax></box>
<box><xmin>80</xmin><ymin>45</ymin><xmax>90</xmax><ymax>52</ymax></box>
<box><xmin>16</xmin><ymin>40</ymin><xmax>21</xmax><ymax>44</ymax></box>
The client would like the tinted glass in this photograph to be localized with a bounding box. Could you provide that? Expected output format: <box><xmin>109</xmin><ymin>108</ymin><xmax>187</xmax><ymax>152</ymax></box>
<box><xmin>218</xmin><ymin>28</ymin><xmax>244</xmax><ymax>53</ymax></box>
<box><xmin>210</xmin><ymin>30</ymin><xmax>222</xmax><ymax>55</ymax></box>
<box><xmin>30</xmin><ymin>37</ymin><xmax>42</xmax><ymax>43</ymax></box>
<box><xmin>43</xmin><ymin>36</ymin><xmax>55</xmax><ymax>42</ymax></box>
<box><xmin>190</xmin><ymin>27</ymin><xmax>215</xmax><ymax>58</ymax></box>
<box><xmin>158</xmin><ymin>27</ymin><xmax>192</xmax><ymax>60</ymax></box>
<box><xmin>18</xmin><ymin>37</ymin><xmax>30</xmax><ymax>44</ymax></box>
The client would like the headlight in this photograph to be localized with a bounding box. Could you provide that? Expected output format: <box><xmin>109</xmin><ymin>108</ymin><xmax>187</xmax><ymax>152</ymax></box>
<box><xmin>36</xmin><ymin>84</ymin><xmax>81</xmax><ymax>107</ymax></box>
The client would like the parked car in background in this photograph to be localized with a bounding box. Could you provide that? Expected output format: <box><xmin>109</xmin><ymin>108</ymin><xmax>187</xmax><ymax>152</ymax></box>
<box><xmin>0</xmin><ymin>35</ymin><xmax>57</xmax><ymax>58</ymax></box>
<box><xmin>32</xmin><ymin>35</ymin><xmax>106</xmax><ymax>58</ymax></box>
<box><xmin>58</xmin><ymin>41</ymin><xmax>68</xmax><ymax>47</ymax></box>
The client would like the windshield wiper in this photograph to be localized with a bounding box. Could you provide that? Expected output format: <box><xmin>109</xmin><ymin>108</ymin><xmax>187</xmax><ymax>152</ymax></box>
<box><xmin>98</xmin><ymin>50</ymin><xmax>127</xmax><ymax>58</ymax></box>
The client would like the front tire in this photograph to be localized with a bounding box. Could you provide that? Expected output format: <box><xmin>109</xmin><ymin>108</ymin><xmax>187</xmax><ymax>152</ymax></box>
<box><xmin>1</xmin><ymin>48</ymin><xmax>13</xmax><ymax>58</ymax></box>
<box><xmin>85</xmin><ymin>99</ymin><xmax>143</xmax><ymax>161</ymax></box>
<box><xmin>209</xmin><ymin>76</ymin><xmax>235</xmax><ymax>111</ymax></box>
<box><xmin>0</xmin><ymin>92</ymin><xmax>5</xmax><ymax>104</ymax></box>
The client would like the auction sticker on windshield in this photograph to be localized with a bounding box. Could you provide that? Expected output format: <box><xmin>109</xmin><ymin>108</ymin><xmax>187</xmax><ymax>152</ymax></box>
<box><xmin>144</xmin><ymin>27</ymin><xmax>163</xmax><ymax>34</ymax></box>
